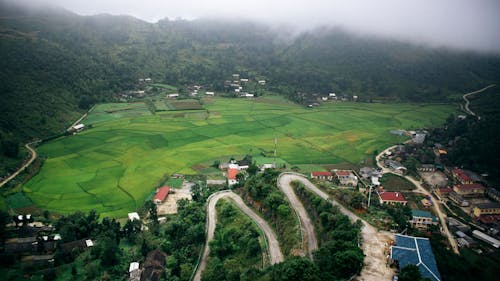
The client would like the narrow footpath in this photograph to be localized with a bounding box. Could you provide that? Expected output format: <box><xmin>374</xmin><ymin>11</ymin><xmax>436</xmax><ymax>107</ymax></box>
<box><xmin>193</xmin><ymin>190</ymin><xmax>283</xmax><ymax>281</ymax></box>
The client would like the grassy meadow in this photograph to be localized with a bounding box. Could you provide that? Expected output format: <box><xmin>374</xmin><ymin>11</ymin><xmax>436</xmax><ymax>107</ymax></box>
<box><xmin>23</xmin><ymin>96</ymin><xmax>456</xmax><ymax>217</ymax></box>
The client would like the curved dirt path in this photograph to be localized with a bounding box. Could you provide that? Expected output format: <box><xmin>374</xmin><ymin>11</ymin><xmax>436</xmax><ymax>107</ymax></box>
<box><xmin>279</xmin><ymin>173</ymin><xmax>394</xmax><ymax>281</ymax></box>
<box><xmin>375</xmin><ymin>147</ymin><xmax>459</xmax><ymax>254</ymax></box>
<box><xmin>0</xmin><ymin>141</ymin><xmax>40</xmax><ymax>188</ymax></box>
<box><xmin>193</xmin><ymin>190</ymin><xmax>283</xmax><ymax>281</ymax></box>
<box><xmin>278</xmin><ymin>174</ymin><xmax>318</xmax><ymax>258</ymax></box>
<box><xmin>462</xmin><ymin>84</ymin><xmax>496</xmax><ymax>119</ymax></box>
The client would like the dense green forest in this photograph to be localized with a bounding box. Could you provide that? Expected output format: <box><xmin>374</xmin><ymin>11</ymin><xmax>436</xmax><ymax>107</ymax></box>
<box><xmin>1</xmin><ymin>0</ymin><xmax>500</xmax><ymax>176</ymax></box>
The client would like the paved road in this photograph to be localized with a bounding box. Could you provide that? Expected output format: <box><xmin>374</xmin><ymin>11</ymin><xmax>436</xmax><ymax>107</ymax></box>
<box><xmin>375</xmin><ymin>147</ymin><xmax>460</xmax><ymax>254</ymax></box>
<box><xmin>0</xmin><ymin>141</ymin><xmax>40</xmax><ymax>188</ymax></box>
<box><xmin>279</xmin><ymin>173</ymin><xmax>394</xmax><ymax>281</ymax></box>
<box><xmin>462</xmin><ymin>84</ymin><xmax>495</xmax><ymax>119</ymax></box>
<box><xmin>278</xmin><ymin>174</ymin><xmax>318</xmax><ymax>258</ymax></box>
<box><xmin>193</xmin><ymin>190</ymin><xmax>283</xmax><ymax>281</ymax></box>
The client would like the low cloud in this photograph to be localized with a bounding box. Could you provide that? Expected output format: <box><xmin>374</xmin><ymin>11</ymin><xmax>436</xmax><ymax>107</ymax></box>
<box><xmin>12</xmin><ymin>0</ymin><xmax>500</xmax><ymax>53</ymax></box>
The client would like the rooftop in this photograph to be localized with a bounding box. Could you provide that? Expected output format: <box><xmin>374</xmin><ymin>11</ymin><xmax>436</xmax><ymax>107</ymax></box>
<box><xmin>228</xmin><ymin>168</ymin><xmax>239</xmax><ymax>180</ymax></box>
<box><xmin>475</xmin><ymin>202</ymin><xmax>500</xmax><ymax>210</ymax></box>
<box><xmin>335</xmin><ymin>170</ymin><xmax>351</xmax><ymax>177</ymax></box>
<box><xmin>154</xmin><ymin>186</ymin><xmax>170</xmax><ymax>202</ymax></box>
<box><xmin>379</xmin><ymin>191</ymin><xmax>407</xmax><ymax>202</ymax></box>
<box><xmin>455</xmin><ymin>184</ymin><xmax>484</xmax><ymax>190</ymax></box>
<box><xmin>312</xmin><ymin>171</ymin><xmax>332</xmax><ymax>177</ymax></box>
<box><xmin>391</xmin><ymin>234</ymin><xmax>441</xmax><ymax>281</ymax></box>
<box><xmin>452</xmin><ymin>168</ymin><xmax>472</xmax><ymax>182</ymax></box>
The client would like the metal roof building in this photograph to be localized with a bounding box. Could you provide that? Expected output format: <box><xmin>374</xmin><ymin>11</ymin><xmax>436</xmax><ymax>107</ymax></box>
<box><xmin>390</xmin><ymin>234</ymin><xmax>441</xmax><ymax>281</ymax></box>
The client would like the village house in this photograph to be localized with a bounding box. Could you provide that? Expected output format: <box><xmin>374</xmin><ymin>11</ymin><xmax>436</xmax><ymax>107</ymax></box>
<box><xmin>5</xmin><ymin>237</ymin><xmax>38</xmax><ymax>254</ymax></box>
<box><xmin>452</xmin><ymin>168</ymin><xmax>473</xmax><ymax>184</ymax></box>
<box><xmin>418</xmin><ymin>164</ymin><xmax>436</xmax><ymax>173</ymax></box>
<box><xmin>227</xmin><ymin>168</ymin><xmax>239</xmax><ymax>186</ymax></box>
<box><xmin>240</xmin><ymin>92</ymin><xmax>254</xmax><ymax>98</ymax></box>
<box><xmin>21</xmin><ymin>255</ymin><xmax>55</xmax><ymax>267</ymax></box>
<box><xmin>453</xmin><ymin>184</ymin><xmax>485</xmax><ymax>198</ymax></box>
<box><xmin>310</xmin><ymin>171</ymin><xmax>333</xmax><ymax>181</ymax></box>
<box><xmin>153</xmin><ymin>186</ymin><xmax>171</xmax><ymax>205</ymax></box>
<box><xmin>72</xmin><ymin>123</ymin><xmax>85</xmax><ymax>132</ymax></box>
<box><xmin>334</xmin><ymin>170</ymin><xmax>358</xmax><ymax>186</ymax></box>
<box><xmin>410</xmin><ymin>210</ymin><xmax>438</xmax><ymax>230</ymax></box>
<box><xmin>448</xmin><ymin>191</ymin><xmax>470</xmax><ymax>207</ymax></box>
<box><xmin>167</xmin><ymin>93</ymin><xmax>179</xmax><ymax>98</ymax></box>
<box><xmin>386</xmin><ymin>160</ymin><xmax>407</xmax><ymax>175</ymax></box>
<box><xmin>128</xmin><ymin>212</ymin><xmax>140</xmax><ymax>221</ymax></box>
<box><xmin>129</xmin><ymin>261</ymin><xmax>141</xmax><ymax>281</ymax></box>
<box><xmin>486</xmin><ymin>188</ymin><xmax>500</xmax><ymax>202</ymax></box>
<box><xmin>473</xmin><ymin>202</ymin><xmax>500</xmax><ymax>217</ymax></box>
<box><xmin>359</xmin><ymin>167</ymin><xmax>380</xmax><ymax>179</ymax></box>
<box><xmin>258</xmin><ymin>80</ymin><xmax>266</xmax><ymax>85</ymax></box>
<box><xmin>59</xmin><ymin>239</ymin><xmax>93</xmax><ymax>255</ymax></box>
<box><xmin>378</xmin><ymin>191</ymin><xmax>407</xmax><ymax>205</ymax></box>
<box><xmin>205</xmin><ymin>91</ymin><xmax>215</xmax><ymax>96</ymax></box>
<box><xmin>390</xmin><ymin>234</ymin><xmax>441</xmax><ymax>281</ymax></box>
<box><xmin>436</xmin><ymin>187</ymin><xmax>453</xmax><ymax>199</ymax></box>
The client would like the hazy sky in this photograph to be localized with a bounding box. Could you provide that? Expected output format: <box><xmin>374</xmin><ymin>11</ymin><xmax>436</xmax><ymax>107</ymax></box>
<box><xmin>15</xmin><ymin>0</ymin><xmax>500</xmax><ymax>53</ymax></box>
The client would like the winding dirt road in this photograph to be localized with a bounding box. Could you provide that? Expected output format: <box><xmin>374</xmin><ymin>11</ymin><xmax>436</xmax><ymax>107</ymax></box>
<box><xmin>278</xmin><ymin>174</ymin><xmax>318</xmax><ymax>258</ymax></box>
<box><xmin>0</xmin><ymin>141</ymin><xmax>40</xmax><ymax>188</ymax></box>
<box><xmin>193</xmin><ymin>190</ymin><xmax>283</xmax><ymax>281</ymax></box>
<box><xmin>279</xmin><ymin>173</ymin><xmax>394</xmax><ymax>281</ymax></box>
<box><xmin>375</xmin><ymin>147</ymin><xmax>459</xmax><ymax>254</ymax></box>
<box><xmin>462</xmin><ymin>84</ymin><xmax>496</xmax><ymax>118</ymax></box>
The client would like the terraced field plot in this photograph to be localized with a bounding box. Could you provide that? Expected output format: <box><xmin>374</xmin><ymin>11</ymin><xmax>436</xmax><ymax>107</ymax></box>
<box><xmin>23</xmin><ymin>96</ymin><xmax>455</xmax><ymax>217</ymax></box>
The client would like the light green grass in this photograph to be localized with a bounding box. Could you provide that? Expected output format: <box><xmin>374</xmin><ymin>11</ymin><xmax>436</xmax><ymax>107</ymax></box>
<box><xmin>24</xmin><ymin>97</ymin><xmax>456</xmax><ymax>217</ymax></box>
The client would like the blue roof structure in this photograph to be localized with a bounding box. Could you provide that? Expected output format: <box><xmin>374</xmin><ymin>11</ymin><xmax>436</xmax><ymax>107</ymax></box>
<box><xmin>390</xmin><ymin>234</ymin><xmax>441</xmax><ymax>281</ymax></box>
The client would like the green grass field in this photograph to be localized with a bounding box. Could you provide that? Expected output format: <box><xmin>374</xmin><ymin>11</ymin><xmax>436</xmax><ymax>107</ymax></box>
<box><xmin>23</xmin><ymin>96</ymin><xmax>456</xmax><ymax>217</ymax></box>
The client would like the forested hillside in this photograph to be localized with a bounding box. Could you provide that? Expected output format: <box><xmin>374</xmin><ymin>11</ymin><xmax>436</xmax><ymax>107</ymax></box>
<box><xmin>1</xmin><ymin>0</ymin><xmax>500</xmax><ymax>175</ymax></box>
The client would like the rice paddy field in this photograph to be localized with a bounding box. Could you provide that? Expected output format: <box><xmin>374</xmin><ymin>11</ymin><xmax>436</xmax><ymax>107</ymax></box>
<box><xmin>23</xmin><ymin>96</ymin><xmax>456</xmax><ymax>217</ymax></box>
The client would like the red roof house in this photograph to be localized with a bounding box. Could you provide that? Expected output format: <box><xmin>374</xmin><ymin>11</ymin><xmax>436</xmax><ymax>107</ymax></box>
<box><xmin>379</xmin><ymin>191</ymin><xmax>407</xmax><ymax>205</ymax></box>
<box><xmin>227</xmin><ymin>168</ymin><xmax>239</xmax><ymax>185</ymax></box>
<box><xmin>311</xmin><ymin>171</ymin><xmax>333</xmax><ymax>180</ymax></box>
<box><xmin>452</xmin><ymin>168</ymin><xmax>473</xmax><ymax>184</ymax></box>
<box><xmin>453</xmin><ymin>184</ymin><xmax>485</xmax><ymax>197</ymax></box>
<box><xmin>154</xmin><ymin>186</ymin><xmax>170</xmax><ymax>205</ymax></box>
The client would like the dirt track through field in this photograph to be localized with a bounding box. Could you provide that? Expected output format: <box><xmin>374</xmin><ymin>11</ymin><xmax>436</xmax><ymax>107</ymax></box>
<box><xmin>193</xmin><ymin>190</ymin><xmax>283</xmax><ymax>281</ymax></box>
<box><xmin>279</xmin><ymin>173</ymin><xmax>394</xmax><ymax>281</ymax></box>
<box><xmin>0</xmin><ymin>141</ymin><xmax>39</xmax><ymax>188</ymax></box>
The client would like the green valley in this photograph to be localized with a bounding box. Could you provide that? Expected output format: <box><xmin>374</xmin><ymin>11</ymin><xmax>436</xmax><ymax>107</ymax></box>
<box><xmin>23</xmin><ymin>97</ymin><xmax>455</xmax><ymax>217</ymax></box>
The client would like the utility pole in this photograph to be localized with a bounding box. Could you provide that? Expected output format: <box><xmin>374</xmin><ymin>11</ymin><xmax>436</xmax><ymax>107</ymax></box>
<box><xmin>274</xmin><ymin>136</ymin><xmax>277</xmax><ymax>167</ymax></box>
<box><xmin>367</xmin><ymin>185</ymin><xmax>373</xmax><ymax>207</ymax></box>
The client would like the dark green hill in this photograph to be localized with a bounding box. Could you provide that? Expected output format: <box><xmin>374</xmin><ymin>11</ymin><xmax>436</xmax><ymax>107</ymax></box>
<box><xmin>1</xmin><ymin>0</ymin><xmax>499</xmax><ymax>175</ymax></box>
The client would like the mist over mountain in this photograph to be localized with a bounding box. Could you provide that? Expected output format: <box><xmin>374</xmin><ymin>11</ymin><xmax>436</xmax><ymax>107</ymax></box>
<box><xmin>0</xmin><ymin>0</ymin><xmax>500</xmax><ymax>173</ymax></box>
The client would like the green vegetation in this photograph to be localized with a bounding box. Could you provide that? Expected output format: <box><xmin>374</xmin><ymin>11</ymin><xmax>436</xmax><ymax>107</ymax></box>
<box><xmin>237</xmin><ymin>170</ymin><xmax>300</xmax><ymax>256</ymax></box>
<box><xmin>1</xmin><ymin>0</ymin><xmax>499</xmax><ymax>178</ymax></box>
<box><xmin>380</xmin><ymin>174</ymin><xmax>416</xmax><ymax>191</ymax></box>
<box><xmin>22</xmin><ymin>97</ymin><xmax>455</xmax><ymax>217</ymax></box>
<box><xmin>202</xmin><ymin>200</ymin><xmax>266</xmax><ymax>280</ymax></box>
<box><xmin>293</xmin><ymin>181</ymin><xmax>364</xmax><ymax>279</ymax></box>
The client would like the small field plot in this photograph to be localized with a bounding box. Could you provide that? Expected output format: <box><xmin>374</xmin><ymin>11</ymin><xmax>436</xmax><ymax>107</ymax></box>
<box><xmin>167</xmin><ymin>99</ymin><xmax>204</xmax><ymax>110</ymax></box>
<box><xmin>24</xmin><ymin>97</ymin><xmax>456</xmax><ymax>218</ymax></box>
<box><xmin>83</xmin><ymin>102</ymin><xmax>151</xmax><ymax>125</ymax></box>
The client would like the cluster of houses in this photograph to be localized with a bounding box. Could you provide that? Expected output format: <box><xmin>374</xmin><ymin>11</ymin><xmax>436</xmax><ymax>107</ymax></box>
<box><xmin>218</xmin><ymin>158</ymin><xmax>275</xmax><ymax>186</ymax></box>
<box><xmin>3</xmin><ymin>214</ymin><xmax>94</xmax><ymax>269</ymax></box>
<box><xmin>224</xmin><ymin>73</ymin><xmax>265</xmax><ymax>98</ymax></box>
<box><xmin>310</xmin><ymin>170</ymin><xmax>359</xmax><ymax>186</ymax></box>
<box><xmin>436</xmin><ymin>168</ymin><xmax>500</xmax><ymax>226</ymax></box>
